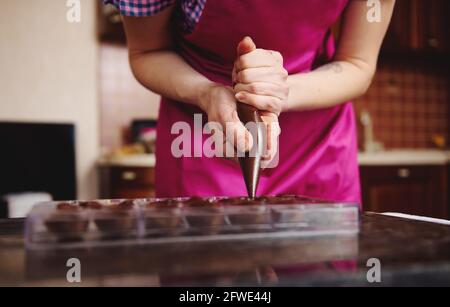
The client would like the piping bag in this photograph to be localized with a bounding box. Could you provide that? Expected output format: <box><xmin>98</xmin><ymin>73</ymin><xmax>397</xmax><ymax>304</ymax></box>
<box><xmin>234</xmin><ymin>37</ymin><xmax>264</xmax><ymax>198</ymax></box>
<box><xmin>236</xmin><ymin>103</ymin><xmax>264</xmax><ymax>198</ymax></box>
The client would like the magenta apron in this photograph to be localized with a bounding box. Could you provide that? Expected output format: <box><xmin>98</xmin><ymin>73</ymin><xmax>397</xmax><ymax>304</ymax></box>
<box><xmin>156</xmin><ymin>0</ymin><xmax>361</xmax><ymax>203</ymax></box>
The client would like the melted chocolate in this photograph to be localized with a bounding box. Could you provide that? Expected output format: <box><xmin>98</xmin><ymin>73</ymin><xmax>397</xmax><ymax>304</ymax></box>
<box><xmin>184</xmin><ymin>196</ymin><xmax>212</xmax><ymax>207</ymax></box>
<box><xmin>78</xmin><ymin>201</ymin><xmax>103</xmax><ymax>210</ymax></box>
<box><xmin>57</xmin><ymin>203</ymin><xmax>79</xmax><ymax>211</ymax></box>
<box><xmin>117</xmin><ymin>200</ymin><xmax>136</xmax><ymax>209</ymax></box>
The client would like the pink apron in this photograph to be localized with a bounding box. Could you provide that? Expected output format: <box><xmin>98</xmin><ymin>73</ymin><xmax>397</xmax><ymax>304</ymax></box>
<box><xmin>156</xmin><ymin>0</ymin><xmax>361</xmax><ymax>204</ymax></box>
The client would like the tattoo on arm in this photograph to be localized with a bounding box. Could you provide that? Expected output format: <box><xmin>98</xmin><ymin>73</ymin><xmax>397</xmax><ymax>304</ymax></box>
<box><xmin>316</xmin><ymin>62</ymin><xmax>343</xmax><ymax>73</ymax></box>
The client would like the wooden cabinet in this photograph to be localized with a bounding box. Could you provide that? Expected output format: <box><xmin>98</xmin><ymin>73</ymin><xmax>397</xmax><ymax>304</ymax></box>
<box><xmin>448</xmin><ymin>163</ymin><xmax>450</xmax><ymax>215</ymax></box>
<box><xmin>382</xmin><ymin>0</ymin><xmax>449</xmax><ymax>54</ymax></box>
<box><xmin>99</xmin><ymin>166</ymin><xmax>156</xmax><ymax>199</ymax></box>
<box><xmin>360</xmin><ymin>165</ymin><xmax>448</xmax><ymax>219</ymax></box>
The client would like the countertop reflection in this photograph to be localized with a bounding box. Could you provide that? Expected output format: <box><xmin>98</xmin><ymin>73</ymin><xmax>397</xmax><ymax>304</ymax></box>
<box><xmin>1</xmin><ymin>213</ymin><xmax>450</xmax><ymax>286</ymax></box>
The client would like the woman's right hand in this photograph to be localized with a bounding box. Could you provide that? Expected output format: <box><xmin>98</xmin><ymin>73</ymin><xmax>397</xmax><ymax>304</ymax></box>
<box><xmin>199</xmin><ymin>82</ymin><xmax>280</xmax><ymax>168</ymax></box>
<box><xmin>198</xmin><ymin>83</ymin><xmax>254</xmax><ymax>159</ymax></box>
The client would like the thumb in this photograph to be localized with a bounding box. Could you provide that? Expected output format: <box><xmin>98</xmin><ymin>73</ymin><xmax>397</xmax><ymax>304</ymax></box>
<box><xmin>237</xmin><ymin>36</ymin><xmax>256</xmax><ymax>57</ymax></box>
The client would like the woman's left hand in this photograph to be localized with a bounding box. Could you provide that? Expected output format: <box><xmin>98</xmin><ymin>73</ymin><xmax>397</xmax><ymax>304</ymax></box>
<box><xmin>232</xmin><ymin>37</ymin><xmax>289</xmax><ymax>116</ymax></box>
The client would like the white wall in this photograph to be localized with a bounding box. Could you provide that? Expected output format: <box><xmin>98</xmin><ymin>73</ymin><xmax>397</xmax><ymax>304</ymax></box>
<box><xmin>0</xmin><ymin>0</ymin><xmax>99</xmax><ymax>200</ymax></box>
<box><xmin>100</xmin><ymin>43</ymin><xmax>161</xmax><ymax>151</ymax></box>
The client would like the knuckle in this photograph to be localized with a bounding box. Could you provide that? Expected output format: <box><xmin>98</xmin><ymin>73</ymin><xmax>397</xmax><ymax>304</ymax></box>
<box><xmin>270</xmin><ymin>50</ymin><xmax>283</xmax><ymax>62</ymax></box>
<box><xmin>233</xmin><ymin>59</ymin><xmax>239</xmax><ymax>70</ymax></box>
<box><xmin>259</xmin><ymin>88</ymin><xmax>269</xmax><ymax>96</ymax></box>
<box><xmin>266</xmin><ymin>49</ymin><xmax>275</xmax><ymax>57</ymax></box>
<box><xmin>250</xmin><ymin>96</ymin><xmax>262</xmax><ymax>108</ymax></box>
<box><xmin>255</xmin><ymin>49</ymin><xmax>265</xmax><ymax>56</ymax></box>
<box><xmin>266</xmin><ymin>98</ymin><xmax>277</xmax><ymax>112</ymax></box>
<box><xmin>237</xmin><ymin>71</ymin><xmax>244</xmax><ymax>82</ymax></box>
<box><xmin>238</xmin><ymin>70</ymin><xmax>250</xmax><ymax>83</ymax></box>
<box><xmin>238</xmin><ymin>57</ymin><xmax>249</xmax><ymax>70</ymax></box>
<box><xmin>234</xmin><ymin>83</ymin><xmax>243</xmax><ymax>92</ymax></box>
<box><xmin>250</xmin><ymin>83</ymin><xmax>262</xmax><ymax>94</ymax></box>
<box><xmin>243</xmin><ymin>92</ymin><xmax>253</xmax><ymax>103</ymax></box>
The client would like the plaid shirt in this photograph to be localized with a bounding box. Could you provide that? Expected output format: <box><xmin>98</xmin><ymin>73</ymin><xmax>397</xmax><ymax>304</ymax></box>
<box><xmin>104</xmin><ymin>0</ymin><xmax>206</xmax><ymax>33</ymax></box>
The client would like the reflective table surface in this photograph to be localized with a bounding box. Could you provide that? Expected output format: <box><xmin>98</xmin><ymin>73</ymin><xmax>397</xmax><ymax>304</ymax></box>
<box><xmin>1</xmin><ymin>213</ymin><xmax>449</xmax><ymax>286</ymax></box>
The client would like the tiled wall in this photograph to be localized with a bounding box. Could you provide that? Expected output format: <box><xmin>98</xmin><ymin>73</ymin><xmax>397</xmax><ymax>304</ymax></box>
<box><xmin>355</xmin><ymin>58</ymin><xmax>449</xmax><ymax>149</ymax></box>
<box><xmin>100</xmin><ymin>43</ymin><xmax>160</xmax><ymax>151</ymax></box>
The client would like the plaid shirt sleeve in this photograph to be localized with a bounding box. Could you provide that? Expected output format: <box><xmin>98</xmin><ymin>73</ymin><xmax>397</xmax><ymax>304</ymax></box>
<box><xmin>103</xmin><ymin>0</ymin><xmax>176</xmax><ymax>17</ymax></box>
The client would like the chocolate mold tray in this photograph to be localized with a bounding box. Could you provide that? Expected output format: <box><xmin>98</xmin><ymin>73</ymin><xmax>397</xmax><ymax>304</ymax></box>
<box><xmin>25</xmin><ymin>196</ymin><xmax>360</xmax><ymax>250</ymax></box>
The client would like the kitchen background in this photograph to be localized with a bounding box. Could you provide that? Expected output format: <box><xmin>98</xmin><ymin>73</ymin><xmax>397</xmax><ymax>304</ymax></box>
<box><xmin>0</xmin><ymin>0</ymin><xmax>448</xmax><ymax>218</ymax></box>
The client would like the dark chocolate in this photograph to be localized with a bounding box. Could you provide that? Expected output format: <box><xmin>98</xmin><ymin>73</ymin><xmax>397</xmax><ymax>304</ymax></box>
<box><xmin>44</xmin><ymin>213</ymin><xmax>89</xmax><ymax>242</ymax></box>
<box><xmin>41</xmin><ymin>195</ymin><xmax>323</xmax><ymax>243</ymax></box>
<box><xmin>235</xmin><ymin>197</ymin><xmax>264</xmax><ymax>206</ymax></box>
<box><xmin>57</xmin><ymin>202</ymin><xmax>79</xmax><ymax>211</ymax></box>
<box><xmin>215</xmin><ymin>198</ymin><xmax>239</xmax><ymax>206</ymax></box>
<box><xmin>118</xmin><ymin>200</ymin><xmax>136</xmax><ymax>209</ymax></box>
<box><xmin>184</xmin><ymin>196</ymin><xmax>213</xmax><ymax>207</ymax></box>
<box><xmin>78</xmin><ymin>201</ymin><xmax>103</xmax><ymax>210</ymax></box>
<box><xmin>146</xmin><ymin>202</ymin><xmax>181</xmax><ymax>211</ymax></box>
<box><xmin>265</xmin><ymin>195</ymin><xmax>301</xmax><ymax>205</ymax></box>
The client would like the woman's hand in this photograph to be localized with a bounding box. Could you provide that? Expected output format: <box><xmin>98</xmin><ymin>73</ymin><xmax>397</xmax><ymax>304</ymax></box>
<box><xmin>199</xmin><ymin>82</ymin><xmax>280</xmax><ymax>168</ymax></box>
<box><xmin>198</xmin><ymin>83</ymin><xmax>254</xmax><ymax>159</ymax></box>
<box><xmin>232</xmin><ymin>37</ymin><xmax>285</xmax><ymax>168</ymax></box>
<box><xmin>197</xmin><ymin>37</ymin><xmax>286</xmax><ymax>167</ymax></box>
<box><xmin>233</xmin><ymin>37</ymin><xmax>289</xmax><ymax>116</ymax></box>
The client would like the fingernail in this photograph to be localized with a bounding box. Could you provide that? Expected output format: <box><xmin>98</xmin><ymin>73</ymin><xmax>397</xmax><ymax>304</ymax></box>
<box><xmin>235</xmin><ymin>92</ymin><xmax>244</xmax><ymax>100</ymax></box>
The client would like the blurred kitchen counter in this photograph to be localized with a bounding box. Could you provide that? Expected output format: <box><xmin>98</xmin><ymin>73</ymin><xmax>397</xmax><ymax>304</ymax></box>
<box><xmin>96</xmin><ymin>151</ymin><xmax>450</xmax><ymax>167</ymax></box>
<box><xmin>358</xmin><ymin>149</ymin><xmax>450</xmax><ymax>166</ymax></box>
<box><xmin>98</xmin><ymin>153</ymin><xmax>156</xmax><ymax>168</ymax></box>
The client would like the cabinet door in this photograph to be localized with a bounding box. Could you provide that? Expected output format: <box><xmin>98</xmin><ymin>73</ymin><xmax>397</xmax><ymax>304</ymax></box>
<box><xmin>422</xmin><ymin>0</ymin><xmax>449</xmax><ymax>52</ymax></box>
<box><xmin>381</xmin><ymin>0</ymin><xmax>449</xmax><ymax>53</ymax></box>
<box><xmin>99</xmin><ymin>166</ymin><xmax>156</xmax><ymax>199</ymax></box>
<box><xmin>382</xmin><ymin>0</ymin><xmax>411</xmax><ymax>52</ymax></box>
<box><xmin>360</xmin><ymin>165</ymin><xmax>447</xmax><ymax>219</ymax></box>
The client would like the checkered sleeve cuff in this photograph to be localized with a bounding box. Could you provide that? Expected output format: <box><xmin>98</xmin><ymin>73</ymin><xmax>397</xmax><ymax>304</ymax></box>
<box><xmin>103</xmin><ymin>0</ymin><xmax>176</xmax><ymax>17</ymax></box>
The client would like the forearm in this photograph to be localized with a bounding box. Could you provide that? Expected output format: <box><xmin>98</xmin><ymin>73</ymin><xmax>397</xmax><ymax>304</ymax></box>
<box><xmin>122</xmin><ymin>9</ymin><xmax>215</xmax><ymax>112</ymax></box>
<box><xmin>129</xmin><ymin>50</ymin><xmax>214</xmax><ymax>111</ymax></box>
<box><xmin>285</xmin><ymin>59</ymin><xmax>374</xmax><ymax>111</ymax></box>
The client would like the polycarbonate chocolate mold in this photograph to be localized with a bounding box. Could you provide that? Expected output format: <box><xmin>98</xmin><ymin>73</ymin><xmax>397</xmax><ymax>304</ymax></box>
<box><xmin>184</xmin><ymin>209</ymin><xmax>225</xmax><ymax>228</ymax></box>
<box><xmin>26</xmin><ymin>196</ymin><xmax>360</xmax><ymax>250</ymax></box>
<box><xmin>271</xmin><ymin>207</ymin><xmax>305</xmax><ymax>224</ymax></box>
<box><xmin>227</xmin><ymin>206</ymin><xmax>271</xmax><ymax>225</ymax></box>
